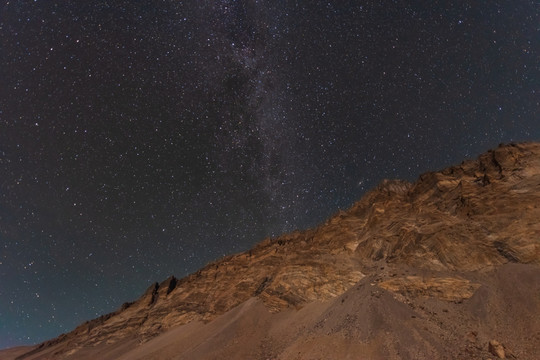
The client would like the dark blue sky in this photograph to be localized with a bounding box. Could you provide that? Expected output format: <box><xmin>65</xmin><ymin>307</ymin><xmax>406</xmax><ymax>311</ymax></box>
<box><xmin>1</xmin><ymin>0</ymin><xmax>539</xmax><ymax>349</ymax></box>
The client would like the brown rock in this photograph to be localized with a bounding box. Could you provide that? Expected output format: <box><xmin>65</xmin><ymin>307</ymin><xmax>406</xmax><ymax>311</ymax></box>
<box><xmin>489</xmin><ymin>339</ymin><xmax>506</xmax><ymax>358</ymax></box>
<box><xmin>378</xmin><ymin>276</ymin><xmax>480</xmax><ymax>301</ymax></box>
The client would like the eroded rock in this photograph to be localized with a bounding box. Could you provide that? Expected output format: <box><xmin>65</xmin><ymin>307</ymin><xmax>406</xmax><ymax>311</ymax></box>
<box><xmin>489</xmin><ymin>339</ymin><xmax>506</xmax><ymax>359</ymax></box>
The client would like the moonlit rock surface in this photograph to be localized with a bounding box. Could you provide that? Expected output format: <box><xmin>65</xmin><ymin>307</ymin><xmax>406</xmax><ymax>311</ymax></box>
<box><xmin>6</xmin><ymin>142</ymin><xmax>540</xmax><ymax>360</ymax></box>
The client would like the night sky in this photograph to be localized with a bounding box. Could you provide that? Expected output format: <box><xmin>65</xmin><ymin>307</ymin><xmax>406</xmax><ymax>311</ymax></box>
<box><xmin>1</xmin><ymin>0</ymin><xmax>539</xmax><ymax>349</ymax></box>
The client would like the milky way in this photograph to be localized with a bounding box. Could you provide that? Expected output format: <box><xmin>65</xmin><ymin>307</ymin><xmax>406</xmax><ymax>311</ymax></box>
<box><xmin>1</xmin><ymin>0</ymin><xmax>539</xmax><ymax>348</ymax></box>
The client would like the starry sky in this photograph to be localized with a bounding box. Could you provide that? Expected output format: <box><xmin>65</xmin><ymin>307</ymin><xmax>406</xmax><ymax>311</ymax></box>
<box><xmin>0</xmin><ymin>0</ymin><xmax>538</xmax><ymax>349</ymax></box>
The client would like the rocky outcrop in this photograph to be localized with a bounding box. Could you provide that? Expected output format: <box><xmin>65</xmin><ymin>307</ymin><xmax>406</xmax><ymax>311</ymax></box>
<box><xmin>352</xmin><ymin>143</ymin><xmax>540</xmax><ymax>270</ymax></box>
<box><xmin>378</xmin><ymin>276</ymin><xmax>480</xmax><ymax>302</ymax></box>
<box><xmin>489</xmin><ymin>339</ymin><xmax>506</xmax><ymax>359</ymax></box>
<box><xmin>13</xmin><ymin>142</ymin><xmax>540</xmax><ymax>360</ymax></box>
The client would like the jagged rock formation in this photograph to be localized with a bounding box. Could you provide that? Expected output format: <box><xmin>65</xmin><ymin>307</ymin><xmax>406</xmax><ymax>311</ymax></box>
<box><xmin>351</xmin><ymin>142</ymin><xmax>540</xmax><ymax>269</ymax></box>
<box><xmin>6</xmin><ymin>142</ymin><xmax>540</xmax><ymax>360</ymax></box>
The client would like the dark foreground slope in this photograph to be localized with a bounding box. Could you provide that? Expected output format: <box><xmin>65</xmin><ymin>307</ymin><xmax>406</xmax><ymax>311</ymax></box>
<box><xmin>5</xmin><ymin>142</ymin><xmax>540</xmax><ymax>360</ymax></box>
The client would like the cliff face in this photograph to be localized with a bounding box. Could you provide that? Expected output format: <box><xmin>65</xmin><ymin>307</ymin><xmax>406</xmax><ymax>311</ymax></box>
<box><xmin>12</xmin><ymin>142</ymin><xmax>540</xmax><ymax>360</ymax></box>
<box><xmin>352</xmin><ymin>142</ymin><xmax>540</xmax><ymax>269</ymax></box>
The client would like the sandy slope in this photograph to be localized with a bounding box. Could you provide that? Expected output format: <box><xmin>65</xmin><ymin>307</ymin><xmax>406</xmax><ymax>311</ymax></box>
<box><xmin>0</xmin><ymin>347</ymin><xmax>33</xmax><ymax>360</ymax></box>
<box><xmin>116</xmin><ymin>264</ymin><xmax>540</xmax><ymax>360</ymax></box>
<box><xmin>10</xmin><ymin>264</ymin><xmax>538</xmax><ymax>360</ymax></box>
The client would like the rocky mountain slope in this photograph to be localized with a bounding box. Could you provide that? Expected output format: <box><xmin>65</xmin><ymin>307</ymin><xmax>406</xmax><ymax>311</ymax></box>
<box><xmin>5</xmin><ymin>142</ymin><xmax>540</xmax><ymax>360</ymax></box>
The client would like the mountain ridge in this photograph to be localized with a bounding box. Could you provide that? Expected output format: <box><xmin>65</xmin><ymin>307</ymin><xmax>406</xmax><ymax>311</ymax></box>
<box><xmin>7</xmin><ymin>141</ymin><xmax>540</xmax><ymax>360</ymax></box>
